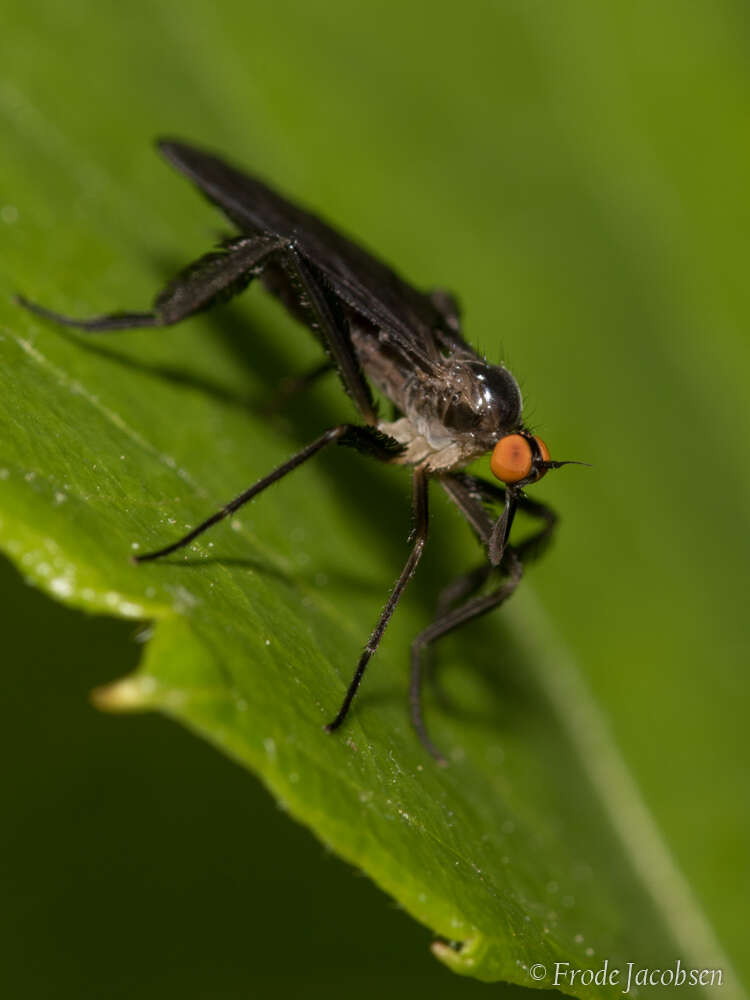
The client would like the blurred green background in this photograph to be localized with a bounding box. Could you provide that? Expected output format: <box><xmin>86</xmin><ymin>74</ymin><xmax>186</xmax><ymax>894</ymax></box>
<box><xmin>1</xmin><ymin>1</ymin><xmax>748</xmax><ymax>997</ymax></box>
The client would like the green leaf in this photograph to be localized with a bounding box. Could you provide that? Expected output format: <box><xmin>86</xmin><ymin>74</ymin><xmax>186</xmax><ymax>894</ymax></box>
<box><xmin>1</xmin><ymin>2</ymin><xmax>747</xmax><ymax>997</ymax></box>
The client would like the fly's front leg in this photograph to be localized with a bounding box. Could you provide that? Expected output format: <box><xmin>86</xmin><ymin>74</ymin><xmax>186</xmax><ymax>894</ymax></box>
<box><xmin>436</xmin><ymin>563</ymin><xmax>492</xmax><ymax>616</ymax></box>
<box><xmin>514</xmin><ymin>492</ymin><xmax>558</xmax><ymax>562</ymax></box>
<box><xmin>423</xmin><ymin>562</ymin><xmax>491</xmax><ymax>708</ymax></box>
<box><xmin>444</xmin><ymin>472</ymin><xmax>558</xmax><ymax>566</ymax></box>
<box><xmin>16</xmin><ymin>235</ymin><xmax>283</xmax><ymax>331</ymax></box>
<box><xmin>410</xmin><ymin>550</ymin><xmax>523</xmax><ymax>764</ymax></box>
<box><xmin>326</xmin><ymin>467</ymin><xmax>429</xmax><ymax>734</ymax></box>
<box><xmin>408</xmin><ymin>471</ymin><xmax>547</xmax><ymax>762</ymax></box>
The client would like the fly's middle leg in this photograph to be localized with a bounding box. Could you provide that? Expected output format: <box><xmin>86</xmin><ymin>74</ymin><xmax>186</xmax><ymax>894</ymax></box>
<box><xmin>133</xmin><ymin>423</ymin><xmax>402</xmax><ymax>562</ymax></box>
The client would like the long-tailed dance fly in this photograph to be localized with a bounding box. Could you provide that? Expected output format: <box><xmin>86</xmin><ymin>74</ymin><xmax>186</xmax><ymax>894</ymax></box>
<box><xmin>17</xmin><ymin>139</ymin><xmax>584</xmax><ymax>763</ymax></box>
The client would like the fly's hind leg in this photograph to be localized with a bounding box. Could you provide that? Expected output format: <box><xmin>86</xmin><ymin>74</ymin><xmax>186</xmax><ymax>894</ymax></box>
<box><xmin>16</xmin><ymin>234</ymin><xmax>284</xmax><ymax>331</ymax></box>
<box><xmin>18</xmin><ymin>235</ymin><xmax>379</xmax><ymax>427</ymax></box>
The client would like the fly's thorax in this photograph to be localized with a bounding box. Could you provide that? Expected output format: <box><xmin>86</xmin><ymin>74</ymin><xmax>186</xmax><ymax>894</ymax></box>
<box><xmin>402</xmin><ymin>359</ymin><xmax>522</xmax><ymax>453</ymax></box>
<box><xmin>377</xmin><ymin>358</ymin><xmax>523</xmax><ymax>471</ymax></box>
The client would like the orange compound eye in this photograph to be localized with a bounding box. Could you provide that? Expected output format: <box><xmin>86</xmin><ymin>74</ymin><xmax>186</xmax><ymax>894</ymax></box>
<box><xmin>490</xmin><ymin>434</ymin><xmax>533</xmax><ymax>483</ymax></box>
<box><xmin>532</xmin><ymin>435</ymin><xmax>550</xmax><ymax>481</ymax></box>
<box><xmin>491</xmin><ymin>434</ymin><xmax>551</xmax><ymax>483</ymax></box>
<box><xmin>534</xmin><ymin>435</ymin><xmax>550</xmax><ymax>463</ymax></box>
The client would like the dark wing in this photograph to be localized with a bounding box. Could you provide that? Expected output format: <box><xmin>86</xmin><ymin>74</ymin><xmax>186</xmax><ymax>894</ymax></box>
<box><xmin>158</xmin><ymin>140</ymin><xmax>470</xmax><ymax>367</ymax></box>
